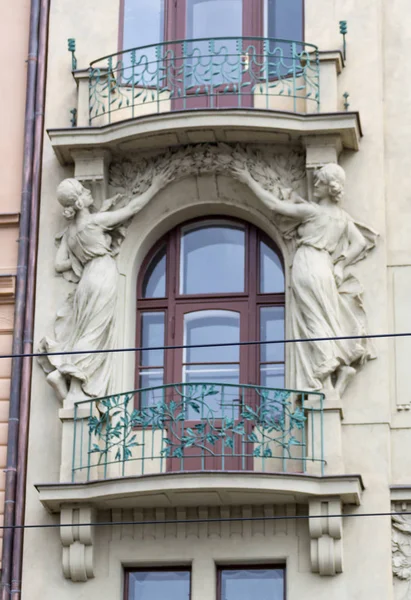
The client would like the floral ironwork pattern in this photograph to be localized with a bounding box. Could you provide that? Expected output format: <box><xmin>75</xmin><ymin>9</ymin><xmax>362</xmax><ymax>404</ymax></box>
<box><xmin>88</xmin><ymin>37</ymin><xmax>320</xmax><ymax>125</ymax></box>
<box><xmin>72</xmin><ymin>383</ymin><xmax>324</xmax><ymax>481</ymax></box>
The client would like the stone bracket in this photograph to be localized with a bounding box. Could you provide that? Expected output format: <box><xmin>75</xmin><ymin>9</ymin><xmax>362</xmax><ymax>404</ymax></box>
<box><xmin>309</xmin><ymin>499</ymin><xmax>343</xmax><ymax>576</ymax></box>
<box><xmin>60</xmin><ymin>505</ymin><xmax>96</xmax><ymax>582</ymax></box>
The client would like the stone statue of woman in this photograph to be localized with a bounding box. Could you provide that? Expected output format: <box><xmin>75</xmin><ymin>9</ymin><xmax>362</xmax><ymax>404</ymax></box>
<box><xmin>38</xmin><ymin>170</ymin><xmax>171</xmax><ymax>406</ymax></box>
<box><xmin>232</xmin><ymin>163</ymin><xmax>378</xmax><ymax>398</ymax></box>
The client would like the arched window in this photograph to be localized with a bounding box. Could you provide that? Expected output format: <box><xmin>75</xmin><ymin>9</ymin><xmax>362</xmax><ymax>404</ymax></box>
<box><xmin>136</xmin><ymin>219</ymin><xmax>285</xmax><ymax>407</ymax></box>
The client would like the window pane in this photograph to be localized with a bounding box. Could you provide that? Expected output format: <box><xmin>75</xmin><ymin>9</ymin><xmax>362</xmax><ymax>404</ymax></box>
<box><xmin>260</xmin><ymin>307</ymin><xmax>284</xmax><ymax>363</ymax></box>
<box><xmin>128</xmin><ymin>570</ymin><xmax>190</xmax><ymax>600</ymax></box>
<box><xmin>143</xmin><ymin>246</ymin><xmax>166</xmax><ymax>298</ymax></box>
<box><xmin>220</xmin><ymin>568</ymin><xmax>285</xmax><ymax>600</ymax></box>
<box><xmin>180</xmin><ymin>224</ymin><xmax>245</xmax><ymax>294</ymax></box>
<box><xmin>184</xmin><ymin>365</ymin><xmax>240</xmax><ymax>418</ymax></box>
<box><xmin>123</xmin><ymin>0</ymin><xmax>164</xmax><ymax>50</ymax></box>
<box><xmin>139</xmin><ymin>370</ymin><xmax>164</xmax><ymax>407</ymax></box>
<box><xmin>141</xmin><ymin>312</ymin><xmax>165</xmax><ymax>366</ymax></box>
<box><xmin>260</xmin><ymin>364</ymin><xmax>285</xmax><ymax>389</ymax></box>
<box><xmin>260</xmin><ymin>241</ymin><xmax>284</xmax><ymax>293</ymax></box>
<box><xmin>184</xmin><ymin>310</ymin><xmax>240</xmax><ymax>363</ymax></box>
<box><xmin>265</xmin><ymin>0</ymin><xmax>303</xmax><ymax>40</ymax></box>
<box><xmin>186</xmin><ymin>0</ymin><xmax>242</xmax><ymax>38</ymax></box>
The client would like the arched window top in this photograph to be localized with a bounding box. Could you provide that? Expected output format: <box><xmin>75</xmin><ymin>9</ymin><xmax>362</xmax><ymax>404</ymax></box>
<box><xmin>142</xmin><ymin>245</ymin><xmax>166</xmax><ymax>298</ymax></box>
<box><xmin>138</xmin><ymin>218</ymin><xmax>284</xmax><ymax>298</ymax></box>
<box><xmin>180</xmin><ymin>221</ymin><xmax>246</xmax><ymax>295</ymax></box>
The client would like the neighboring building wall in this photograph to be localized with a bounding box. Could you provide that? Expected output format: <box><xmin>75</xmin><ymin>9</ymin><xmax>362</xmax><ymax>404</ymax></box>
<box><xmin>0</xmin><ymin>0</ymin><xmax>30</xmax><ymax>565</ymax></box>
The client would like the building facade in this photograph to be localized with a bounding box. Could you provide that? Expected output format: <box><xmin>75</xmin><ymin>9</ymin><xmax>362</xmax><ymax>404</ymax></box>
<box><xmin>15</xmin><ymin>0</ymin><xmax>411</xmax><ymax>599</ymax></box>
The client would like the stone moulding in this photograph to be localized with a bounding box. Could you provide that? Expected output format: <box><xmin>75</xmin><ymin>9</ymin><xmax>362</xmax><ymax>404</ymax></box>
<box><xmin>47</xmin><ymin>109</ymin><xmax>362</xmax><ymax>165</ymax></box>
<box><xmin>61</xmin><ymin>505</ymin><xmax>96</xmax><ymax>582</ymax></box>
<box><xmin>37</xmin><ymin>473</ymin><xmax>363</xmax><ymax>582</ymax></box>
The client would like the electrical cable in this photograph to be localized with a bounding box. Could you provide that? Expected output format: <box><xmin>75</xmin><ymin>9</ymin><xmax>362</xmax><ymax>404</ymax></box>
<box><xmin>2</xmin><ymin>510</ymin><xmax>411</xmax><ymax>531</ymax></box>
<box><xmin>0</xmin><ymin>330</ymin><xmax>409</xmax><ymax>361</ymax></box>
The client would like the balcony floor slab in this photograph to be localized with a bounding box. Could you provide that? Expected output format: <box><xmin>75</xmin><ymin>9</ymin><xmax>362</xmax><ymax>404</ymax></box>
<box><xmin>36</xmin><ymin>471</ymin><xmax>363</xmax><ymax>513</ymax></box>
<box><xmin>48</xmin><ymin>109</ymin><xmax>362</xmax><ymax>165</ymax></box>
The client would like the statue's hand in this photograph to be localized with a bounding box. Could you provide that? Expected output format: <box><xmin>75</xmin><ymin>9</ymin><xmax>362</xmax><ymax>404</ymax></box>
<box><xmin>231</xmin><ymin>166</ymin><xmax>252</xmax><ymax>185</ymax></box>
<box><xmin>334</xmin><ymin>262</ymin><xmax>345</xmax><ymax>287</ymax></box>
<box><xmin>154</xmin><ymin>166</ymin><xmax>175</xmax><ymax>189</ymax></box>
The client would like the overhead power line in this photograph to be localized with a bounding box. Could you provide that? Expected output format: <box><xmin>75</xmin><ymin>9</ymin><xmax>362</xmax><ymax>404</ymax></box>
<box><xmin>0</xmin><ymin>330</ymin><xmax>409</xmax><ymax>361</ymax></box>
<box><xmin>1</xmin><ymin>510</ymin><xmax>409</xmax><ymax>532</ymax></box>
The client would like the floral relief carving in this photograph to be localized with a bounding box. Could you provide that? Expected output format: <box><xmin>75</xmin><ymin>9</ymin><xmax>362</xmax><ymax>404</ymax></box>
<box><xmin>392</xmin><ymin>513</ymin><xmax>411</xmax><ymax>599</ymax></box>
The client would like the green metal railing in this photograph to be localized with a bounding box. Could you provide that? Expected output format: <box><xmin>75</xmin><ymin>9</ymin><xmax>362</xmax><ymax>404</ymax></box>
<box><xmin>72</xmin><ymin>383</ymin><xmax>325</xmax><ymax>482</ymax></box>
<box><xmin>88</xmin><ymin>37</ymin><xmax>320</xmax><ymax>125</ymax></box>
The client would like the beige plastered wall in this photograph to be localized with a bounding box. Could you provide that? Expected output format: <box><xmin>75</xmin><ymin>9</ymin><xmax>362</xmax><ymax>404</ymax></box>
<box><xmin>20</xmin><ymin>0</ymin><xmax>411</xmax><ymax>598</ymax></box>
<box><xmin>0</xmin><ymin>0</ymin><xmax>31</xmax><ymax>565</ymax></box>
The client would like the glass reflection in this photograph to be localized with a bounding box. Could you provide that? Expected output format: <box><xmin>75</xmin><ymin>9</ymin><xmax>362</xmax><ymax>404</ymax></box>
<box><xmin>141</xmin><ymin>312</ymin><xmax>165</xmax><ymax>366</ymax></box>
<box><xmin>220</xmin><ymin>568</ymin><xmax>285</xmax><ymax>600</ymax></box>
<box><xmin>184</xmin><ymin>310</ymin><xmax>240</xmax><ymax>363</ymax></box>
<box><xmin>180</xmin><ymin>223</ymin><xmax>245</xmax><ymax>294</ymax></box>
<box><xmin>260</xmin><ymin>241</ymin><xmax>284</xmax><ymax>294</ymax></box>
<box><xmin>142</xmin><ymin>246</ymin><xmax>166</xmax><ymax>298</ymax></box>
<box><xmin>260</xmin><ymin>307</ymin><xmax>284</xmax><ymax>363</ymax></box>
<box><xmin>128</xmin><ymin>570</ymin><xmax>190</xmax><ymax>600</ymax></box>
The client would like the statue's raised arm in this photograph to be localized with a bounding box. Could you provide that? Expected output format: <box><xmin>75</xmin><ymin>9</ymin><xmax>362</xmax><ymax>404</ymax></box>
<box><xmin>38</xmin><ymin>174</ymin><xmax>170</xmax><ymax>406</ymax></box>
<box><xmin>234</xmin><ymin>162</ymin><xmax>378</xmax><ymax>399</ymax></box>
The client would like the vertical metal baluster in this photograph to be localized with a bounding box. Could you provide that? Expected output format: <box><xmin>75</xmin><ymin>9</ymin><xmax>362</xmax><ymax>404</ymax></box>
<box><xmin>265</xmin><ymin>39</ymin><xmax>269</xmax><ymax>110</ymax></box>
<box><xmin>182</xmin><ymin>41</ymin><xmax>187</xmax><ymax>111</ymax></box>
<box><xmin>87</xmin><ymin>401</ymin><xmax>92</xmax><ymax>481</ymax></box>
<box><xmin>160</xmin><ymin>386</ymin><xmax>165</xmax><ymax>473</ymax></box>
<box><xmin>201</xmin><ymin>387</ymin><xmax>205</xmax><ymax>472</ymax></box>
<box><xmin>131</xmin><ymin>49</ymin><xmax>136</xmax><ymax>119</ymax></box>
<box><xmin>155</xmin><ymin>45</ymin><xmax>160</xmax><ymax>114</ymax></box>
<box><xmin>316</xmin><ymin>49</ymin><xmax>321</xmax><ymax>112</ymax></box>
<box><xmin>302</xmin><ymin>394</ymin><xmax>307</xmax><ymax>473</ymax></box>
<box><xmin>209</xmin><ymin>39</ymin><xmax>214</xmax><ymax>109</ymax></box>
<box><xmin>141</xmin><ymin>415</ymin><xmax>145</xmax><ymax>476</ymax></box>
<box><xmin>107</xmin><ymin>56</ymin><xmax>112</xmax><ymax>124</ymax></box>
<box><xmin>221</xmin><ymin>385</ymin><xmax>225</xmax><ymax>471</ymax></box>
<box><xmin>122</xmin><ymin>397</ymin><xmax>126</xmax><ymax>477</ymax></box>
<box><xmin>103</xmin><ymin>402</ymin><xmax>108</xmax><ymax>480</ymax></box>
<box><xmin>242</xmin><ymin>386</ymin><xmax>246</xmax><ymax>471</ymax></box>
<box><xmin>72</xmin><ymin>403</ymin><xmax>78</xmax><ymax>483</ymax></box>
<box><xmin>291</xmin><ymin>42</ymin><xmax>297</xmax><ymax>113</ymax></box>
<box><xmin>282</xmin><ymin>393</ymin><xmax>287</xmax><ymax>473</ymax></box>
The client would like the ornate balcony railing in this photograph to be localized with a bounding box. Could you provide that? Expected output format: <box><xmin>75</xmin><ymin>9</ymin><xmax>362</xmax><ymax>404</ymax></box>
<box><xmin>72</xmin><ymin>383</ymin><xmax>324</xmax><ymax>482</ymax></box>
<box><xmin>88</xmin><ymin>37</ymin><xmax>320</xmax><ymax>125</ymax></box>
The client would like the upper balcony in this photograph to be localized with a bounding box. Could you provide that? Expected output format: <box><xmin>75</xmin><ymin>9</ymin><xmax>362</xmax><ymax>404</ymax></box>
<box><xmin>87</xmin><ymin>37</ymin><xmax>320</xmax><ymax>125</ymax></box>
<box><xmin>50</xmin><ymin>36</ymin><xmax>360</xmax><ymax>164</ymax></box>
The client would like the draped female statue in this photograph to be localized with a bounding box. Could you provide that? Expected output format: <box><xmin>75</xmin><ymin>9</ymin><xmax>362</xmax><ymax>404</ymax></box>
<box><xmin>38</xmin><ymin>171</ymin><xmax>171</xmax><ymax>406</ymax></box>
<box><xmin>233</xmin><ymin>163</ymin><xmax>378</xmax><ymax>397</ymax></box>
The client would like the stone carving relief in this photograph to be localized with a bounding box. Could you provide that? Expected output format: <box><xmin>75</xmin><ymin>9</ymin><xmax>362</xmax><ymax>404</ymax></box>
<box><xmin>38</xmin><ymin>170</ymin><xmax>173</xmax><ymax>406</ymax></box>
<box><xmin>232</xmin><ymin>162</ymin><xmax>378</xmax><ymax>398</ymax></box>
<box><xmin>393</xmin><ymin>513</ymin><xmax>411</xmax><ymax>599</ymax></box>
<box><xmin>38</xmin><ymin>143</ymin><xmax>377</xmax><ymax>404</ymax></box>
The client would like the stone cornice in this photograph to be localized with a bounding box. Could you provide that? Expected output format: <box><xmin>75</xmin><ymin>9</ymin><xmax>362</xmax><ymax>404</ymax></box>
<box><xmin>47</xmin><ymin>110</ymin><xmax>362</xmax><ymax>165</ymax></box>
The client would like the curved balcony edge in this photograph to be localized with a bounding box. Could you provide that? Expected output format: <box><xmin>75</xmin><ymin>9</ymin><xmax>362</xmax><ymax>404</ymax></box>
<box><xmin>48</xmin><ymin>109</ymin><xmax>362</xmax><ymax>165</ymax></box>
<box><xmin>36</xmin><ymin>471</ymin><xmax>364</xmax><ymax>513</ymax></box>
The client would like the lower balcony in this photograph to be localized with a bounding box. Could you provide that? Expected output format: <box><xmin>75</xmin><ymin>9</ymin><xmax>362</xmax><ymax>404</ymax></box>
<box><xmin>70</xmin><ymin>382</ymin><xmax>325</xmax><ymax>483</ymax></box>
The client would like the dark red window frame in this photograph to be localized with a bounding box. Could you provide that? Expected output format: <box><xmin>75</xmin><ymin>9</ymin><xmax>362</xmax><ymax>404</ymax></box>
<box><xmin>135</xmin><ymin>218</ymin><xmax>285</xmax><ymax>400</ymax></box>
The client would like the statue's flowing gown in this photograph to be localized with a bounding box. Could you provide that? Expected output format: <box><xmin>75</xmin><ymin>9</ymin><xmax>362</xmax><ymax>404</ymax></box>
<box><xmin>39</xmin><ymin>221</ymin><xmax>118</xmax><ymax>397</ymax></box>
<box><xmin>288</xmin><ymin>203</ymin><xmax>377</xmax><ymax>390</ymax></box>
